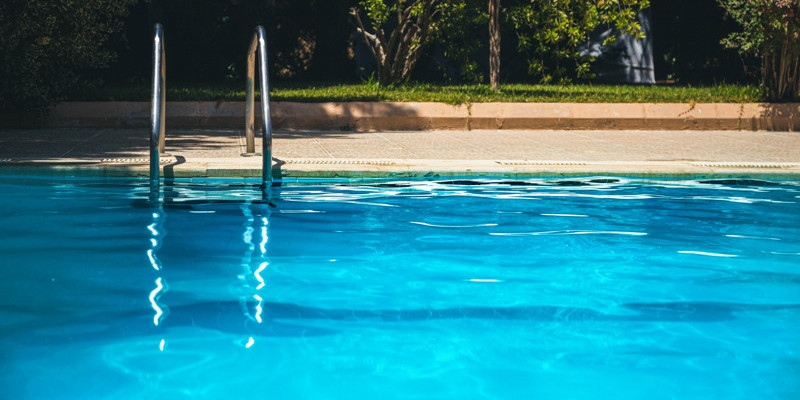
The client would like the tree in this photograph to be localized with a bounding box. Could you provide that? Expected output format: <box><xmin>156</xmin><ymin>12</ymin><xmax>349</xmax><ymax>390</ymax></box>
<box><xmin>349</xmin><ymin>0</ymin><xmax>446</xmax><ymax>85</ymax></box>
<box><xmin>489</xmin><ymin>0</ymin><xmax>500</xmax><ymax>90</ymax></box>
<box><xmin>0</xmin><ymin>0</ymin><xmax>137</xmax><ymax>117</ymax></box>
<box><xmin>351</xmin><ymin>0</ymin><xmax>649</xmax><ymax>87</ymax></box>
<box><xmin>718</xmin><ymin>0</ymin><xmax>800</xmax><ymax>101</ymax></box>
<box><xmin>507</xmin><ymin>0</ymin><xmax>649</xmax><ymax>84</ymax></box>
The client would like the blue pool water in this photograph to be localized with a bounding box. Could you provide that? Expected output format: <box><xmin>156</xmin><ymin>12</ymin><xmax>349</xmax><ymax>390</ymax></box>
<box><xmin>0</xmin><ymin>176</ymin><xmax>798</xmax><ymax>399</ymax></box>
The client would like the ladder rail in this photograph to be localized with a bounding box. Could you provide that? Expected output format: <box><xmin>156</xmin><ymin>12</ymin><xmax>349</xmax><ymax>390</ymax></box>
<box><xmin>150</xmin><ymin>23</ymin><xmax>166</xmax><ymax>200</ymax></box>
<box><xmin>245</xmin><ymin>25</ymin><xmax>273</xmax><ymax>188</ymax></box>
<box><xmin>149</xmin><ymin>24</ymin><xmax>272</xmax><ymax>196</ymax></box>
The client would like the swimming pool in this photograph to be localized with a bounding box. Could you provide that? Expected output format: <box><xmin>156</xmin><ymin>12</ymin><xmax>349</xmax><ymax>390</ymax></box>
<box><xmin>1</xmin><ymin>176</ymin><xmax>798</xmax><ymax>399</ymax></box>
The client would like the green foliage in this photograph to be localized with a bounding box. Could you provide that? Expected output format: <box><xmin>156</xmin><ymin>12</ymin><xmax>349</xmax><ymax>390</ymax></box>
<box><xmin>718</xmin><ymin>0</ymin><xmax>799</xmax><ymax>54</ymax></box>
<box><xmin>362</xmin><ymin>0</ymin><xmax>392</xmax><ymax>24</ymax></box>
<box><xmin>350</xmin><ymin>0</ymin><xmax>447</xmax><ymax>85</ymax></box>
<box><xmin>420</xmin><ymin>0</ymin><xmax>650</xmax><ymax>84</ymax></box>
<box><xmin>718</xmin><ymin>0</ymin><xmax>800</xmax><ymax>100</ymax></box>
<box><xmin>508</xmin><ymin>0</ymin><xmax>649</xmax><ymax>83</ymax></box>
<box><xmin>431</xmin><ymin>0</ymin><xmax>486</xmax><ymax>83</ymax></box>
<box><xmin>0</xmin><ymin>0</ymin><xmax>137</xmax><ymax>116</ymax></box>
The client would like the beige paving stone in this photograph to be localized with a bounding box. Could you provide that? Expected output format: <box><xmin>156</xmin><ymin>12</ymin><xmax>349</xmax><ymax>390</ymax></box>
<box><xmin>2</xmin><ymin>128</ymin><xmax>799</xmax><ymax>178</ymax></box>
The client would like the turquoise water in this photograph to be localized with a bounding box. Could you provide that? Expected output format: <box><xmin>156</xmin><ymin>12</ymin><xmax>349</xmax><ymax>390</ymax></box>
<box><xmin>0</xmin><ymin>176</ymin><xmax>798</xmax><ymax>399</ymax></box>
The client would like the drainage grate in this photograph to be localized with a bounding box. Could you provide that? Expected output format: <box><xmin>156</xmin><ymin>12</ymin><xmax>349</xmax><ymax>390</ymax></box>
<box><xmin>690</xmin><ymin>162</ymin><xmax>798</xmax><ymax>169</ymax></box>
<box><xmin>496</xmin><ymin>161</ymin><xmax>588</xmax><ymax>166</ymax></box>
<box><xmin>284</xmin><ymin>159</ymin><xmax>396</xmax><ymax>166</ymax></box>
<box><xmin>101</xmin><ymin>158</ymin><xmax>173</xmax><ymax>164</ymax></box>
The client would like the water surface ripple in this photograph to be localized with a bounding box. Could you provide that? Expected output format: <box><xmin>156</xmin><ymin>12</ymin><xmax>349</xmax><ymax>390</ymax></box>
<box><xmin>0</xmin><ymin>177</ymin><xmax>798</xmax><ymax>399</ymax></box>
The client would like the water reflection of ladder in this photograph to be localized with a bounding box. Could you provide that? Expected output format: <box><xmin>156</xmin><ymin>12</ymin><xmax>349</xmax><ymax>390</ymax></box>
<box><xmin>149</xmin><ymin>24</ymin><xmax>274</xmax><ymax>201</ymax></box>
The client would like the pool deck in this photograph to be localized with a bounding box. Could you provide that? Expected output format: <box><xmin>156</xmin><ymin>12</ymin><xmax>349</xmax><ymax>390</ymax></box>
<box><xmin>1</xmin><ymin>128</ymin><xmax>799</xmax><ymax>179</ymax></box>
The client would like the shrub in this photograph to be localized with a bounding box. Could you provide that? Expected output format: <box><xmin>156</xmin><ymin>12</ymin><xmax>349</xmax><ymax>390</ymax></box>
<box><xmin>718</xmin><ymin>0</ymin><xmax>800</xmax><ymax>101</ymax></box>
<box><xmin>0</xmin><ymin>0</ymin><xmax>137</xmax><ymax>117</ymax></box>
<box><xmin>350</xmin><ymin>0</ymin><xmax>453</xmax><ymax>86</ymax></box>
<box><xmin>507</xmin><ymin>0</ymin><xmax>650</xmax><ymax>84</ymax></box>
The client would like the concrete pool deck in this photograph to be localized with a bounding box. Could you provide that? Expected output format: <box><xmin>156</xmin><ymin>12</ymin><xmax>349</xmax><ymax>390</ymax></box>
<box><xmin>1</xmin><ymin>128</ymin><xmax>799</xmax><ymax>179</ymax></box>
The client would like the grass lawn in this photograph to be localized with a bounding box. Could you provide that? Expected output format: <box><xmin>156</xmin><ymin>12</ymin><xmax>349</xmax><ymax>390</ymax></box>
<box><xmin>73</xmin><ymin>82</ymin><xmax>764</xmax><ymax>104</ymax></box>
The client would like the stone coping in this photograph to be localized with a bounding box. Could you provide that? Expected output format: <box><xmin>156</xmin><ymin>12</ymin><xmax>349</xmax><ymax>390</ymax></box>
<box><xmin>3</xmin><ymin>159</ymin><xmax>800</xmax><ymax>180</ymax></box>
<box><xmin>47</xmin><ymin>101</ymin><xmax>800</xmax><ymax>131</ymax></box>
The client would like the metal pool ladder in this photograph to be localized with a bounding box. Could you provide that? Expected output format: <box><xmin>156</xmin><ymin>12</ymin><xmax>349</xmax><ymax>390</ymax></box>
<box><xmin>244</xmin><ymin>25</ymin><xmax>274</xmax><ymax>189</ymax></box>
<box><xmin>149</xmin><ymin>24</ymin><xmax>274</xmax><ymax>200</ymax></box>
<box><xmin>150</xmin><ymin>23</ymin><xmax>166</xmax><ymax>201</ymax></box>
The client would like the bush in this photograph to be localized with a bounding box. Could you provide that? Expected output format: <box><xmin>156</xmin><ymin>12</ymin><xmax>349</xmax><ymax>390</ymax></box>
<box><xmin>350</xmin><ymin>0</ymin><xmax>454</xmax><ymax>86</ymax></box>
<box><xmin>719</xmin><ymin>0</ymin><xmax>800</xmax><ymax>101</ymax></box>
<box><xmin>508</xmin><ymin>0</ymin><xmax>650</xmax><ymax>84</ymax></box>
<box><xmin>0</xmin><ymin>0</ymin><xmax>137</xmax><ymax>117</ymax></box>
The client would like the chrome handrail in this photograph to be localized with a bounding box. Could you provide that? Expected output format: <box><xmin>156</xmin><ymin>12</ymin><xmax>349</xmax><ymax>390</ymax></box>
<box><xmin>245</xmin><ymin>25</ymin><xmax>273</xmax><ymax>188</ymax></box>
<box><xmin>150</xmin><ymin>23</ymin><xmax>166</xmax><ymax>200</ymax></box>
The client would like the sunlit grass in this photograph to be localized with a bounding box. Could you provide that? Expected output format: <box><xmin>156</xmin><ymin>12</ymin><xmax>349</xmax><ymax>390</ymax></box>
<box><xmin>74</xmin><ymin>82</ymin><xmax>764</xmax><ymax>104</ymax></box>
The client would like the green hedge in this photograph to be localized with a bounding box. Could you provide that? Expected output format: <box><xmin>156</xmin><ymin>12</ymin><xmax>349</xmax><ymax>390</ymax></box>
<box><xmin>0</xmin><ymin>0</ymin><xmax>136</xmax><ymax>116</ymax></box>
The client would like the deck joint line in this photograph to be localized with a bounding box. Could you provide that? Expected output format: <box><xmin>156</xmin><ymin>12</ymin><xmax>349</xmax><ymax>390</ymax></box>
<box><xmin>689</xmin><ymin>162</ymin><xmax>799</xmax><ymax>169</ymax></box>
<box><xmin>283</xmin><ymin>159</ymin><xmax>397</xmax><ymax>165</ymax></box>
<box><xmin>496</xmin><ymin>161</ymin><xmax>589</xmax><ymax>166</ymax></box>
<box><xmin>101</xmin><ymin>158</ymin><xmax>174</xmax><ymax>164</ymax></box>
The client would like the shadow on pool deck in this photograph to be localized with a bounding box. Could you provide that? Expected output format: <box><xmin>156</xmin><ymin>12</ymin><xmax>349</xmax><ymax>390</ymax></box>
<box><xmin>1</xmin><ymin>127</ymin><xmax>799</xmax><ymax>178</ymax></box>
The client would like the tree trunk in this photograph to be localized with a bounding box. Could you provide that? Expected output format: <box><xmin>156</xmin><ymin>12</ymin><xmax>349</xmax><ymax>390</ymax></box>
<box><xmin>489</xmin><ymin>0</ymin><xmax>500</xmax><ymax>91</ymax></box>
<box><xmin>350</xmin><ymin>1</ymin><xmax>438</xmax><ymax>86</ymax></box>
<box><xmin>763</xmin><ymin>38</ymin><xmax>800</xmax><ymax>101</ymax></box>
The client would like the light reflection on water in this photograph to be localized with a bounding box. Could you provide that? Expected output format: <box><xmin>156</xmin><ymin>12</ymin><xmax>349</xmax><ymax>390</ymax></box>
<box><xmin>0</xmin><ymin>176</ymin><xmax>798</xmax><ymax>399</ymax></box>
<box><xmin>147</xmin><ymin>204</ymin><xmax>167</xmax><ymax>356</ymax></box>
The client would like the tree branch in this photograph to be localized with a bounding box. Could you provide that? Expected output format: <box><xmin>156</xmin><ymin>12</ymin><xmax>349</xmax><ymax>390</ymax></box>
<box><xmin>349</xmin><ymin>7</ymin><xmax>381</xmax><ymax>62</ymax></box>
